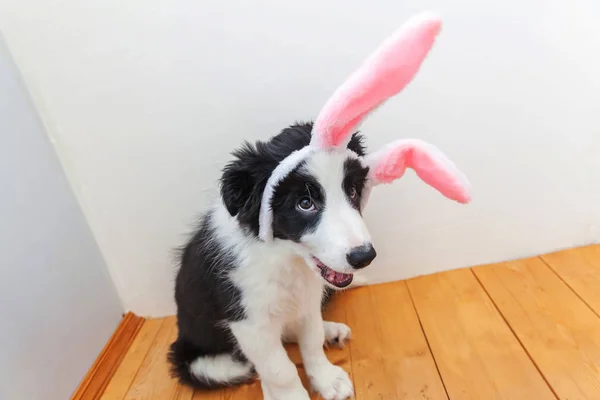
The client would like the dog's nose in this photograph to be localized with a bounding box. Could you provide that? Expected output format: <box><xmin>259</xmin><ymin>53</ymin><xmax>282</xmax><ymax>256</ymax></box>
<box><xmin>346</xmin><ymin>244</ymin><xmax>377</xmax><ymax>269</ymax></box>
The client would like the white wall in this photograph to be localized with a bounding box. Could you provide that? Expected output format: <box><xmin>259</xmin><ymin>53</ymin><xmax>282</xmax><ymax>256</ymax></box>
<box><xmin>1</xmin><ymin>0</ymin><xmax>599</xmax><ymax>316</ymax></box>
<box><xmin>0</xmin><ymin>38</ymin><xmax>123</xmax><ymax>400</ymax></box>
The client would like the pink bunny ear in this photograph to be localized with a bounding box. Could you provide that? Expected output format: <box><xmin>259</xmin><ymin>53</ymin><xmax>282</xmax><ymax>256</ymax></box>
<box><xmin>365</xmin><ymin>139</ymin><xmax>472</xmax><ymax>204</ymax></box>
<box><xmin>311</xmin><ymin>13</ymin><xmax>442</xmax><ymax>149</ymax></box>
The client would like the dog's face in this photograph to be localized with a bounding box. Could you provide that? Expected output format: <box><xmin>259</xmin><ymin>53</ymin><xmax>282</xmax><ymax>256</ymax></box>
<box><xmin>221</xmin><ymin>123</ymin><xmax>376</xmax><ymax>290</ymax></box>
<box><xmin>271</xmin><ymin>150</ymin><xmax>375</xmax><ymax>289</ymax></box>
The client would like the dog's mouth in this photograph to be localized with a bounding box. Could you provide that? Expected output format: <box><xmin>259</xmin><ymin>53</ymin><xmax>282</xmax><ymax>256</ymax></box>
<box><xmin>313</xmin><ymin>257</ymin><xmax>353</xmax><ymax>288</ymax></box>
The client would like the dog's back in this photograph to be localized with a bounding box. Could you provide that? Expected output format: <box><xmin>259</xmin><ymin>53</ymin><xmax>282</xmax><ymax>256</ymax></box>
<box><xmin>169</xmin><ymin>212</ymin><xmax>253</xmax><ymax>388</ymax></box>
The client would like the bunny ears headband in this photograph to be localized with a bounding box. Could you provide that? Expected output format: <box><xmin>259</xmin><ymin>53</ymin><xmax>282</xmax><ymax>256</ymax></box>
<box><xmin>259</xmin><ymin>12</ymin><xmax>471</xmax><ymax>241</ymax></box>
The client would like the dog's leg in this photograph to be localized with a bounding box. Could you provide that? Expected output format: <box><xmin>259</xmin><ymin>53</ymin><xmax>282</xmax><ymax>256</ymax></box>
<box><xmin>284</xmin><ymin>321</ymin><xmax>352</xmax><ymax>348</ymax></box>
<box><xmin>297</xmin><ymin>310</ymin><xmax>354</xmax><ymax>400</ymax></box>
<box><xmin>230</xmin><ymin>319</ymin><xmax>309</xmax><ymax>400</ymax></box>
<box><xmin>281</xmin><ymin>320</ymin><xmax>300</xmax><ymax>344</ymax></box>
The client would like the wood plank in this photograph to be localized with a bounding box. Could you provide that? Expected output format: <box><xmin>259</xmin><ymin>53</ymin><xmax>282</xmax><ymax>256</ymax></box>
<box><xmin>101</xmin><ymin>318</ymin><xmax>164</xmax><ymax>399</ymax></box>
<box><xmin>123</xmin><ymin>316</ymin><xmax>194</xmax><ymax>400</ymax></box>
<box><xmin>346</xmin><ymin>282</ymin><xmax>448</xmax><ymax>400</ymax></box>
<box><xmin>408</xmin><ymin>268</ymin><xmax>555</xmax><ymax>400</ymax></box>
<box><xmin>72</xmin><ymin>312</ymin><xmax>145</xmax><ymax>400</ymax></box>
<box><xmin>220</xmin><ymin>382</ymin><xmax>263</xmax><ymax>400</ymax></box>
<box><xmin>192</xmin><ymin>387</ymin><xmax>224</xmax><ymax>400</ymax></box>
<box><xmin>541</xmin><ymin>245</ymin><xmax>600</xmax><ymax>315</ymax></box>
<box><xmin>474</xmin><ymin>257</ymin><xmax>600</xmax><ymax>399</ymax></box>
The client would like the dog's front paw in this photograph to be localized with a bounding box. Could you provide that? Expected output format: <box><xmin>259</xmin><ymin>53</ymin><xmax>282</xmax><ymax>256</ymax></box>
<box><xmin>308</xmin><ymin>364</ymin><xmax>354</xmax><ymax>400</ymax></box>
<box><xmin>324</xmin><ymin>321</ymin><xmax>352</xmax><ymax>348</ymax></box>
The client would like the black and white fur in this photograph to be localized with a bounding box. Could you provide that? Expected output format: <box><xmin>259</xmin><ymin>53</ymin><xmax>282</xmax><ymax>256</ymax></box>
<box><xmin>169</xmin><ymin>122</ymin><xmax>376</xmax><ymax>400</ymax></box>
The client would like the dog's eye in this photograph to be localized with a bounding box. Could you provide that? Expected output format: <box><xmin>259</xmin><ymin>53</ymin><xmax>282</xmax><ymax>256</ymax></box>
<box><xmin>349</xmin><ymin>186</ymin><xmax>357</xmax><ymax>199</ymax></box>
<box><xmin>297</xmin><ymin>197</ymin><xmax>315</xmax><ymax>211</ymax></box>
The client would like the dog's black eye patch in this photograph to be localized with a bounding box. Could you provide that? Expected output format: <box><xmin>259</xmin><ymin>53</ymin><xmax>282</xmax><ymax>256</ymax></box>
<box><xmin>270</xmin><ymin>165</ymin><xmax>325</xmax><ymax>242</ymax></box>
<box><xmin>343</xmin><ymin>158</ymin><xmax>369</xmax><ymax>210</ymax></box>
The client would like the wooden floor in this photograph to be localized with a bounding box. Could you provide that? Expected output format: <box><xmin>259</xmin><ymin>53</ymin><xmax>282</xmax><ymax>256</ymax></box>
<box><xmin>93</xmin><ymin>245</ymin><xmax>600</xmax><ymax>399</ymax></box>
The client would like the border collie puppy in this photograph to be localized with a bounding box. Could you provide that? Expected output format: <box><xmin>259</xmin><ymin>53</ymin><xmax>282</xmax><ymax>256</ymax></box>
<box><xmin>169</xmin><ymin>123</ymin><xmax>369</xmax><ymax>400</ymax></box>
<box><xmin>168</xmin><ymin>14</ymin><xmax>471</xmax><ymax>400</ymax></box>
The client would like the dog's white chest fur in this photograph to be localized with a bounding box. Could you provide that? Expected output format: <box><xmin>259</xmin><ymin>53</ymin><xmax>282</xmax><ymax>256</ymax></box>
<box><xmin>212</xmin><ymin>202</ymin><xmax>324</xmax><ymax>324</ymax></box>
<box><xmin>239</xmin><ymin>255</ymin><xmax>322</xmax><ymax>323</ymax></box>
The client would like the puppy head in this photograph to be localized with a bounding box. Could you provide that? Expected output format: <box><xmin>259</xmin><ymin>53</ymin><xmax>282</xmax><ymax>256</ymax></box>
<box><xmin>221</xmin><ymin>13</ymin><xmax>471</xmax><ymax>290</ymax></box>
<box><xmin>272</xmin><ymin>149</ymin><xmax>374</xmax><ymax>289</ymax></box>
<box><xmin>221</xmin><ymin>123</ymin><xmax>373</xmax><ymax>289</ymax></box>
